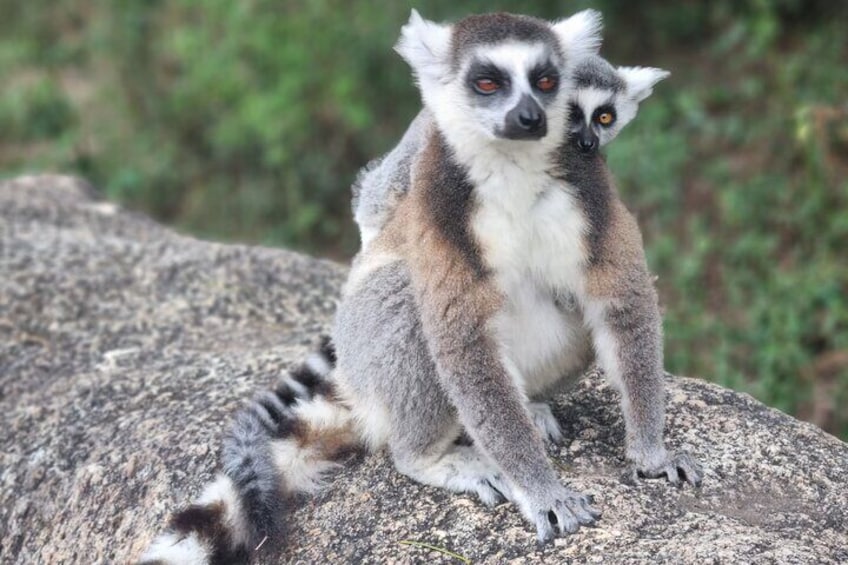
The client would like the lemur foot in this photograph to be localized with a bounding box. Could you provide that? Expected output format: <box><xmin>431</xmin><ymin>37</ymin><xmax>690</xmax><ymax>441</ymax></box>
<box><xmin>518</xmin><ymin>485</ymin><xmax>601</xmax><ymax>542</ymax></box>
<box><xmin>527</xmin><ymin>402</ymin><xmax>564</xmax><ymax>444</ymax></box>
<box><xmin>398</xmin><ymin>445</ymin><xmax>515</xmax><ymax>507</ymax></box>
<box><xmin>635</xmin><ymin>451</ymin><xmax>702</xmax><ymax>487</ymax></box>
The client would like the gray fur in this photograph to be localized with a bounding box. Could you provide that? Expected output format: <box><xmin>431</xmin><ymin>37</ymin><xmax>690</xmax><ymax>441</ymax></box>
<box><xmin>352</xmin><ymin>54</ymin><xmax>654</xmax><ymax>246</ymax></box>
<box><xmin>567</xmin><ymin>55</ymin><xmax>670</xmax><ymax>147</ymax></box>
<box><xmin>332</xmin><ymin>258</ymin><xmax>600</xmax><ymax>540</ymax></box>
<box><xmin>572</xmin><ymin>55</ymin><xmax>625</xmax><ymax>92</ymax></box>
<box><xmin>553</xmin><ymin>136</ymin><xmax>611</xmax><ymax>263</ymax></box>
<box><xmin>450</xmin><ymin>13</ymin><xmax>563</xmax><ymax>71</ymax></box>
<box><xmin>334</xmin><ymin>261</ymin><xmax>460</xmax><ymax>457</ymax></box>
<box><xmin>352</xmin><ymin>109</ymin><xmax>431</xmax><ymax>249</ymax></box>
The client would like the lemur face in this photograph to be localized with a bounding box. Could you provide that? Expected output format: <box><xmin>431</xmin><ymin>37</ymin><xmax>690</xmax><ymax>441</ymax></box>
<box><xmin>395</xmin><ymin>10</ymin><xmax>603</xmax><ymax>146</ymax></box>
<box><xmin>461</xmin><ymin>42</ymin><xmax>561</xmax><ymax>141</ymax></box>
<box><xmin>568</xmin><ymin>56</ymin><xmax>669</xmax><ymax>152</ymax></box>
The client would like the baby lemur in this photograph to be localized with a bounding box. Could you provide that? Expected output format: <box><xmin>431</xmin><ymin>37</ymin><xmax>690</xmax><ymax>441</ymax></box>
<box><xmin>140</xmin><ymin>10</ymin><xmax>700</xmax><ymax>563</ymax></box>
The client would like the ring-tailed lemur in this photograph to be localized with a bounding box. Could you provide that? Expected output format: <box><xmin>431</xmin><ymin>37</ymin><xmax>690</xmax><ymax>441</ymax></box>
<box><xmin>335</xmin><ymin>7</ymin><xmax>701</xmax><ymax>542</ymax></box>
<box><xmin>140</xmin><ymin>10</ymin><xmax>701</xmax><ymax>563</ymax></box>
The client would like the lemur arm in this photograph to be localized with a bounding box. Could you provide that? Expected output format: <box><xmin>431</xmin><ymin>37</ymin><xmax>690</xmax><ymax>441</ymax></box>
<box><xmin>409</xmin><ymin>253</ymin><xmax>560</xmax><ymax>494</ymax></box>
<box><xmin>583</xmin><ymin>202</ymin><xmax>701</xmax><ymax>485</ymax></box>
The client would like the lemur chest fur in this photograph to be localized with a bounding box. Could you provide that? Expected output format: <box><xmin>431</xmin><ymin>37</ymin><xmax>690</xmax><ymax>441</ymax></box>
<box><xmin>471</xmin><ymin>164</ymin><xmax>588</xmax><ymax>294</ymax></box>
<box><xmin>470</xmin><ymin>165</ymin><xmax>591</xmax><ymax>394</ymax></box>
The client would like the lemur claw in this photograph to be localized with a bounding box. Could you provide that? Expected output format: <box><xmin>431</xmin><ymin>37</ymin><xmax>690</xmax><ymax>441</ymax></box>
<box><xmin>636</xmin><ymin>451</ymin><xmax>703</xmax><ymax>487</ymax></box>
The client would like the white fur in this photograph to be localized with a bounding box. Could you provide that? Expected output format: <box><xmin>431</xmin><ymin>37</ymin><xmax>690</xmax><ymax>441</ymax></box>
<box><xmin>470</xmin><ymin>158</ymin><xmax>591</xmax><ymax>402</ymax></box>
<box><xmin>305</xmin><ymin>351</ymin><xmax>332</xmax><ymax>378</ymax></box>
<box><xmin>551</xmin><ymin>9</ymin><xmax>604</xmax><ymax>63</ymax></box>
<box><xmin>285</xmin><ymin>374</ymin><xmax>309</xmax><ymax>398</ymax></box>
<box><xmin>571</xmin><ymin>86</ymin><xmax>625</xmax><ymax>145</ymax></box>
<box><xmin>493</xmin><ymin>282</ymin><xmax>592</xmax><ymax>398</ymax></box>
<box><xmin>358</xmin><ymin>225</ymin><xmax>379</xmax><ymax>250</ymax></box>
<box><xmin>582</xmin><ymin>300</ymin><xmax>624</xmax><ymax>401</ymax></box>
<box><xmin>197</xmin><ymin>474</ymin><xmax>250</xmax><ymax>548</ymax></box>
<box><xmin>395</xmin><ymin>444</ymin><xmax>514</xmax><ymax>507</ymax></box>
<box><xmin>394</xmin><ymin>10</ymin><xmax>452</xmax><ymax>89</ymax></box>
<box><xmin>583</xmin><ymin>299</ymin><xmax>668</xmax><ymax>468</ymax></box>
<box><xmin>344</xmin><ymin>251</ymin><xmax>402</xmax><ymax>297</ymax></box>
<box><xmin>334</xmin><ymin>372</ymin><xmax>394</xmax><ymax>451</ymax></box>
<box><xmin>140</xmin><ymin>474</ymin><xmax>250</xmax><ymax>563</ymax></box>
<box><xmin>427</xmin><ymin>42</ymin><xmax>570</xmax><ymax>162</ymax></box>
<box><xmin>349</xmin><ymin>393</ymin><xmax>394</xmax><ymax>451</ymax></box>
<box><xmin>140</xmin><ymin>532</ymin><xmax>209</xmax><ymax>565</ymax></box>
<box><xmin>527</xmin><ymin>402</ymin><xmax>564</xmax><ymax>443</ymax></box>
<box><xmin>295</xmin><ymin>395</ymin><xmax>350</xmax><ymax>431</ymax></box>
<box><xmin>270</xmin><ymin>439</ymin><xmax>340</xmax><ymax>494</ymax></box>
<box><xmin>618</xmin><ymin>66</ymin><xmax>670</xmax><ymax>103</ymax></box>
<box><xmin>269</xmin><ymin>396</ymin><xmax>354</xmax><ymax>493</ymax></box>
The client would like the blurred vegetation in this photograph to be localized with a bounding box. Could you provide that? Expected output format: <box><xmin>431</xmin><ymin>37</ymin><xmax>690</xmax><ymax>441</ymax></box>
<box><xmin>1</xmin><ymin>1</ymin><xmax>846</xmax><ymax>438</ymax></box>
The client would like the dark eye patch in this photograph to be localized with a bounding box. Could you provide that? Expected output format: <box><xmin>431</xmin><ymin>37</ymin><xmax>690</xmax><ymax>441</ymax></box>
<box><xmin>529</xmin><ymin>62</ymin><xmax>559</xmax><ymax>94</ymax></box>
<box><xmin>568</xmin><ymin>103</ymin><xmax>585</xmax><ymax>125</ymax></box>
<box><xmin>592</xmin><ymin>104</ymin><xmax>617</xmax><ymax>126</ymax></box>
<box><xmin>466</xmin><ymin>61</ymin><xmax>509</xmax><ymax>92</ymax></box>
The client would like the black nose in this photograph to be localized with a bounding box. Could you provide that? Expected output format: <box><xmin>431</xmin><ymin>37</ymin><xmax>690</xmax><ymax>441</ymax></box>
<box><xmin>576</xmin><ymin>125</ymin><xmax>599</xmax><ymax>153</ymax></box>
<box><xmin>578</xmin><ymin>137</ymin><xmax>596</xmax><ymax>152</ymax></box>
<box><xmin>519</xmin><ymin>108</ymin><xmax>544</xmax><ymax>131</ymax></box>
<box><xmin>501</xmin><ymin>95</ymin><xmax>547</xmax><ymax>140</ymax></box>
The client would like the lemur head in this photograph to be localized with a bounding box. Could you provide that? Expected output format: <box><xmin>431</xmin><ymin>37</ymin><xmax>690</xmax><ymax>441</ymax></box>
<box><xmin>394</xmin><ymin>10</ymin><xmax>603</xmax><ymax>152</ymax></box>
<box><xmin>568</xmin><ymin>55</ymin><xmax>670</xmax><ymax>152</ymax></box>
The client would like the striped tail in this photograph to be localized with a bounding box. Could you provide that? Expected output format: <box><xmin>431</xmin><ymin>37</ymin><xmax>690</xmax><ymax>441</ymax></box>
<box><xmin>139</xmin><ymin>337</ymin><xmax>357</xmax><ymax>564</ymax></box>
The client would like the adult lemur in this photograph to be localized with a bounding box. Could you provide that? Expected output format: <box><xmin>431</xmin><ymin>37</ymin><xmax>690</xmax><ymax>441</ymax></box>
<box><xmin>141</xmin><ymin>10</ymin><xmax>700</xmax><ymax>564</ymax></box>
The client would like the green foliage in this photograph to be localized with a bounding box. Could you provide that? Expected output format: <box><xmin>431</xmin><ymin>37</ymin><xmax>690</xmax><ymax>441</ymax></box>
<box><xmin>1</xmin><ymin>1</ymin><xmax>846</xmax><ymax>437</ymax></box>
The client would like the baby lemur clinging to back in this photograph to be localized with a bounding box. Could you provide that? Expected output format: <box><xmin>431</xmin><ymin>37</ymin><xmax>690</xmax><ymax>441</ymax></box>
<box><xmin>140</xmin><ymin>10</ymin><xmax>700</xmax><ymax>563</ymax></box>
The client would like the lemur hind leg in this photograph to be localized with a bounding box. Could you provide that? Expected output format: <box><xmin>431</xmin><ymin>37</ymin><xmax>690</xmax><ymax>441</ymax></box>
<box><xmin>334</xmin><ymin>260</ymin><xmax>514</xmax><ymax>505</ymax></box>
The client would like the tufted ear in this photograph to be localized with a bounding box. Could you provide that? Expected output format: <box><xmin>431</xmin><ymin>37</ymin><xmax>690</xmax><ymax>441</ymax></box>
<box><xmin>394</xmin><ymin>10</ymin><xmax>452</xmax><ymax>85</ymax></box>
<box><xmin>552</xmin><ymin>9</ymin><xmax>603</xmax><ymax>62</ymax></box>
<box><xmin>618</xmin><ymin>66</ymin><xmax>671</xmax><ymax>102</ymax></box>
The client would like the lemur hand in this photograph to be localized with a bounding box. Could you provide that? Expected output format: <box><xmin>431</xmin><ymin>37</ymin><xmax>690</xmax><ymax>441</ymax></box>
<box><xmin>635</xmin><ymin>451</ymin><xmax>702</xmax><ymax>487</ymax></box>
<box><xmin>517</xmin><ymin>482</ymin><xmax>601</xmax><ymax>542</ymax></box>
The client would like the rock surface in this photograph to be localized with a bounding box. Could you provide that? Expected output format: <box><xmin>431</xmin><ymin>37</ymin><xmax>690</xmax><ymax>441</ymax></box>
<box><xmin>1</xmin><ymin>175</ymin><xmax>846</xmax><ymax>564</ymax></box>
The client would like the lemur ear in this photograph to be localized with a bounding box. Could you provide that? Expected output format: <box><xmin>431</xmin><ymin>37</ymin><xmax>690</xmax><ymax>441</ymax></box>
<box><xmin>394</xmin><ymin>10</ymin><xmax>452</xmax><ymax>85</ymax></box>
<box><xmin>618</xmin><ymin>66</ymin><xmax>671</xmax><ymax>102</ymax></box>
<box><xmin>552</xmin><ymin>9</ymin><xmax>603</xmax><ymax>62</ymax></box>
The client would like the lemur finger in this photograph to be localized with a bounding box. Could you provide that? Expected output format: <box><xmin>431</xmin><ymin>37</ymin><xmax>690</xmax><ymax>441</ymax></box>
<box><xmin>674</xmin><ymin>453</ymin><xmax>703</xmax><ymax>487</ymax></box>
<box><xmin>474</xmin><ymin>479</ymin><xmax>504</xmax><ymax>507</ymax></box>
<box><xmin>484</xmin><ymin>474</ymin><xmax>514</xmax><ymax>504</ymax></box>
<box><xmin>534</xmin><ymin>514</ymin><xmax>556</xmax><ymax>543</ymax></box>
<box><xmin>550</xmin><ymin>502</ymin><xmax>580</xmax><ymax>534</ymax></box>
<box><xmin>563</xmin><ymin>493</ymin><xmax>598</xmax><ymax>526</ymax></box>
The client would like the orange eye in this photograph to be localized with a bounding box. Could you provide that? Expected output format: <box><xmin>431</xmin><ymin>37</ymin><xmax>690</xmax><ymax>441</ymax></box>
<box><xmin>474</xmin><ymin>78</ymin><xmax>499</xmax><ymax>93</ymax></box>
<box><xmin>597</xmin><ymin>112</ymin><xmax>614</xmax><ymax>125</ymax></box>
<box><xmin>536</xmin><ymin>76</ymin><xmax>557</xmax><ymax>92</ymax></box>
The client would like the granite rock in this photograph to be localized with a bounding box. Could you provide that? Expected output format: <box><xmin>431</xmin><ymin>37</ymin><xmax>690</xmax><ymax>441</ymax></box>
<box><xmin>1</xmin><ymin>175</ymin><xmax>846</xmax><ymax>564</ymax></box>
